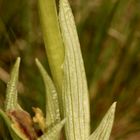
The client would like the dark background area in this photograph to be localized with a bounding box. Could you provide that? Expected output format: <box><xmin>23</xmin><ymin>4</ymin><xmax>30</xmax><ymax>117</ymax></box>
<box><xmin>0</xmin><ymin>0</ymin><xmax>140</xmax><ymax>139</ymax></box>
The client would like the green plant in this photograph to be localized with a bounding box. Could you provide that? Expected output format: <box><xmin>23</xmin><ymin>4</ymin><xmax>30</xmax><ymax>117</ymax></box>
<box><xmin>0</xmin><ymin>0</ymin><xmax>116</xmax><ymax>139</ymax></box>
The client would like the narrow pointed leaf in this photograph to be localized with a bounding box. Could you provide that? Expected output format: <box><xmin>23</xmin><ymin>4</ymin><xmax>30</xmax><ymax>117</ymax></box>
<box><xmin>38</xmin><ymin>119</ymin><xmax>66</xmax><ymax>140</ymax></box>
<box><xmin>88</xmin><ymin>102</ymin><xmax>116</xmax><ymax>140</ymax></box>
<box><xmin>59</xmin><ymin>0</ymin><xmax>90</xmax><ymax>140</ymax></box>
<box><xmin>35</xmin><ymin>58</ymin><xmax>61</xmax><ymax>127</ymax></box>
<box><xmin>38</xmin><ymin>0</ymin><xmax>64</xmax><ymax>92</ymax></box>
<box><xmin>5</xmin><ymin>57</ymin><xmax>20</xmax><ymax>111</ymax></box>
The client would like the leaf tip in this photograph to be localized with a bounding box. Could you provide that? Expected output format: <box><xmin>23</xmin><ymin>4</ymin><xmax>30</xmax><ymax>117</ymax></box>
<box><xmin>14</xmin><ymin>57</ymin><xmax>21</xmax><ymax>68</ymax></box>
<box><xmin>16</xmin><ymin>57</ymin><xmax>21</xmax><ymax>63</ymax></box>
<box><xmin>35</xmin><ymin>58</ymin><xmax>39</xmax><ymax>63</ymax></box>
<box><xmin>111</xmin><ymin>102</ymin><xmax>117</xmax><ymax>112</ymax></box>
<box><xmin>35</xmin><ymin>58</ymin><xmax>41</xmax><ymax>68</ymax></box>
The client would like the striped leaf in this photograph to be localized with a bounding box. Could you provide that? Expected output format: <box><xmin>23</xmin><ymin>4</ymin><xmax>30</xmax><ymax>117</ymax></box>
<box><xmin>35</xmin><ymin>58</ymin><xmax>61</xmax><ymax>128</ymax></box>
<box><xmin>59</xmin><ymin>0</ymin><xmax>90</xmax><ymax>140</ymax></box>
<box><xmin>38</xmin><ymin>119</ymin><xmax>65</xmax><ymax>140</ymax></box>
<box><xmin>5</xmin><ymin>57</ymin><xmax>20</xmax><ymax>111</ymax></box>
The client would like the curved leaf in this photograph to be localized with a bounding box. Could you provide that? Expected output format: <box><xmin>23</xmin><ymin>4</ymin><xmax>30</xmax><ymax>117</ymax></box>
<box><xmin>35</xmin><ymin>59</ymin><xmax>61</xmax><ymax>128</ymax></box>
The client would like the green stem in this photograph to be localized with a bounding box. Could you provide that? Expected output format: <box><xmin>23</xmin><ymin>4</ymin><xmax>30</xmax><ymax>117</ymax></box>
<box><xmin>38</xmin><ymin>0</ymin><xmax>64</xmax><ymax>93</ymax></box>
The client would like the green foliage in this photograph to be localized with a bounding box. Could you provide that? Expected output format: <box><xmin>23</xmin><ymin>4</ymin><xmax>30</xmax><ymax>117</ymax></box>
<box><xmin>38</xmin><ymin>0</ymin><xmax>64</xmax><ymax>92</ymax></box>
<box><xmin>35</xmin><ymin>58</ymin><xmax>61</xmax><ymax>127</ymax></box>
<box><xmin>0</xmin><ymin>0</ymin><xmax>116</xmax><ymax>139</ymax></box>
<box><xmin>1</xmin><ymin>0</ymin><xmax>140</xmax><ymax>139</ymax></box>
<box><xmin>5</xmin><ymin>57</ymin><xmax>20</xmax><ymax>111</ymax></box>
<box><xmin>59</xmin><ymin>0</ymin><xmax>90</xmax><ymax>139</ymax></box>
<box><xmin>38</xmin><ymin>119</ymin><xmax>66</xmax><ymax>140</ymax></box>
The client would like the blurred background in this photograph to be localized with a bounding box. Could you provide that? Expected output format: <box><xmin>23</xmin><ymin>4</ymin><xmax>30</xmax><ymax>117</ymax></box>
<box><xmin>0</xmin><ymin>0</ymin><xmax>140</xmax><ymax>139</ymax></box>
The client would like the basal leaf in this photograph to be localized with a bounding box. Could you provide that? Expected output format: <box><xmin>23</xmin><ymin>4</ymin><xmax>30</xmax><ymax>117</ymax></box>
<box><xmin>35</xmin><ymin>58</ymin><xmax>61</xmax><ymax>127</ymax></box>
<box><xmin>88</xmin><ymin>102</ymin><xmax>116</xmax><ymax>140</ymax></box>
<box><xmin>5</xmin><ymin>57</ymin><xmax>20</xmax><ymax>111</ymax></box>
<box><xmin>59</xmin><ymin>0</ymin><xmax>90</xmax><ymax>140</ymax></box>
